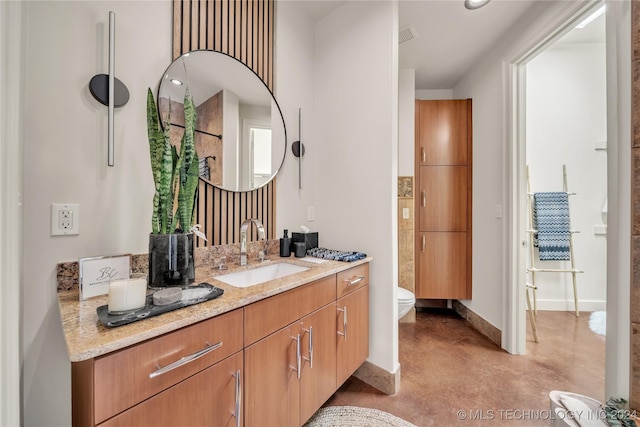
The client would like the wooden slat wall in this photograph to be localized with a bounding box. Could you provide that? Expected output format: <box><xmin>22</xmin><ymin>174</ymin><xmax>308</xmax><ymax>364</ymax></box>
<box><xmin>173</xmin><ymin>0</ymin><xmax>275</xmax><ymax>247</ymax></box>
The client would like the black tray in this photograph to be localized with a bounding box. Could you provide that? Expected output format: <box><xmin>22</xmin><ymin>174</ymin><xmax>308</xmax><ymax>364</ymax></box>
<box><xmin>97</xmin><ymin>283</ymin><xmax>224</xmax><ymax>328</ymax></box>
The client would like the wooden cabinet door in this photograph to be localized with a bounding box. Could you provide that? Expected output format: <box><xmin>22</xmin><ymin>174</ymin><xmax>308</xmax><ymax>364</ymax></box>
<box><xmin>418</xmin><ymin>165</ymin><xmax>468</xmax><ymax>232</ymax></box>
<box><xmin>244</xmin><ymin>324</ymin><xmax>300</xmax><ymax>427</ymax></box>
<box><xmin>416</xmin><ymin>232</ymin><xmax>469</xmax><ymax>299</ymax></box>
<box><xmin>299</xmin><ymin>304</ymin><xmax>337</xmax><ymax>424</ymax></box>
<box><xmin>336</xmin><ymin>286</ymin><xmax>369</xmax><ymax>386</ymax></box>
<box><xmin>99</xmin><ymin>351</ymin><xmax>243</xmax><ymax>427</ymax></box>
<box><xmin>416</xmin><ymin>99</ymin><xmax>469</xmax><ymax>166</ymax></box>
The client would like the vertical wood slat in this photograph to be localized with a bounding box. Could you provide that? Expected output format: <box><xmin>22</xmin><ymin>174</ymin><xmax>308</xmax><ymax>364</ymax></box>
<box><xmin>173</xmin><ymin>0</ymin><xmax>275</xmax><ymax>246</ymax></box>
<box><xmin>199</xmin><ymin>0</ymin><xmax>207</xmax><ymax>49</ymax></box>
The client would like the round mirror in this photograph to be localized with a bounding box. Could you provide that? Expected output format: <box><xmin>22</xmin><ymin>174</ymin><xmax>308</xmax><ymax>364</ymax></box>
<box><xmin>158</xmin><ymin>50</ymin><xmax>287</xmax><ymax>192</ymax></box>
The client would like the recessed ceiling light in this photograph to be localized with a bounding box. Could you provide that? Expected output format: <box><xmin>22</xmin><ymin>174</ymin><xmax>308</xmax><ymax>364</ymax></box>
<box><xmin>170</xmin><ymin>79</ymin><xmax>183</xmax><ymax>86</ymax></box>
<box><xmin>575</xmin><ymin>5</ymin><xmax>605</xmax><ymax>29</ymax></box>
<box><xmin>464</xmin><ymin>0</ymin><xmax>491</xmax><ymax>10</ymax></box>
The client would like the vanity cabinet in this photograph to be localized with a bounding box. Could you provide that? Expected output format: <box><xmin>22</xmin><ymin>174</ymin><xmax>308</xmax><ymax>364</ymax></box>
<box><xmin>70</xmin><ymin>262</ymin><xmax>370</xmax><ymax>427</ymax></box>
<box><xmin>72</xmin><ymin>309</ymin><xmax>243</xmax><ymax>427</ymax></box>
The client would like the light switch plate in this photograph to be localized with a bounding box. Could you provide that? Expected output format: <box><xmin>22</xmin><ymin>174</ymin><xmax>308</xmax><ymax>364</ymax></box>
<box><xmin>594</xmin><ymin>224</ymin><xmax>607</xmax><ymax>235</ymax></box>
<box><xmin>51</xmin><ymin>203</ymin><xmax>80</xmax><ymax>236</ymax></box>
<box><xmin>402</xmin><ymin>207</ymin><xmax>410</xmax><ymax>219</ymax></box>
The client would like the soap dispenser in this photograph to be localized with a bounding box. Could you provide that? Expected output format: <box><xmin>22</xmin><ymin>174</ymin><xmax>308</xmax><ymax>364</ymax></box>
<box><xmin>279</xmin><ymin>229</ymin><xmax>292</xmax><ymax>257</ymax></box>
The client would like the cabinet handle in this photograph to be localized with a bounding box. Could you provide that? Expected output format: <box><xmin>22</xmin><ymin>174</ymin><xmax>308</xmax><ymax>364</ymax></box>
<box><xmin>421</xmin><ymin>147</ymin><xmax>426</xmax><ymax>163</ymax></box>
<box><xmin>302</xmin><ymin>326</ymin><xmax>313</xmax><ymax>368</ymax></box>
<box><xmin>421</xmin><ymin>191</ymin><xmax>426</xmax><ymax>207</ymax></box>
<box><xmin>232</xmin><ymin>370</ymin><xmax>241</xmax><ymax>427</ymax></box>
<box><xmin>344</xmin><ymin>275</ymin><xmax>364</xmax><ymax>286</ymax></box>
<box><xmin>337</xmin><ymin>307</ymin><xmax>348</xmax><ymax>342</ymax></box>
<box><xmin>422</xmin><ymin>235</ymin><xmax>426</xmax><ymax>252</ymax></box>
<box><xmin>149</xmin><ymin>341</ymin><xmax>222</xmax><ymax>379</ymax></box>
<box><xmin>290</xmin><ymin>334</ymin><xmax>301</xmax><ymax>380</ymax></box>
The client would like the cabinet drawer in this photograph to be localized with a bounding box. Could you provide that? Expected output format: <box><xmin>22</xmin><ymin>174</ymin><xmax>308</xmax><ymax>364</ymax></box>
<box><xmin>94</xmin><ymin>309</ymin><xmax>243</xmax><ymax>424</ymax></box>
<box><xmin>244</xmin><ymin>275</ymin><xmax>336</xmax><ymax>346</ymax></box>
<box><xmin>99</xmin><ymin>351</ymin><xmax>243</xmax><ymax>427</ymax></box>
<box><xmin>337</xmin><ymin>264</ymin><xmax>369</xmax><ymax>299</ymax></box>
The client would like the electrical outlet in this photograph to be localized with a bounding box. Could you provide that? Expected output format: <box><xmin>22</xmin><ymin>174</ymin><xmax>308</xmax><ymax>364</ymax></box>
<box><xmin>402</xmin><ymin>207</ymin><xmax>410</xmax><ymax>219</ymax></box>
<box><xmin>494</xmin><ymin>204</ymin><xmax>503</xmax><ymax>219</ymax></box>
<box><xmin>307</xmin><ymin>206</ymin><xmax>315</xmax><ymax>222</ymax></box>
<box><xmin>51</xmin><ymin>203</ymin><xmax>80</xmax><ymax>236</ymax></box>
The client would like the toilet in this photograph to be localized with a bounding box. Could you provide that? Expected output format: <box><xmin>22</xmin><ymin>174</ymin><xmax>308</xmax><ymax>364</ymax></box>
<box><xmin>397</xmin><ymin>287</ymin><xmax>416</xmax><ymax>320</ymax></box>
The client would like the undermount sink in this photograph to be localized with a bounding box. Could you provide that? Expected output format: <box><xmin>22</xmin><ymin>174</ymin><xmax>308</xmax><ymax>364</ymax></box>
<box><xmin>214</xmin><ymin>262</ymin><xmax>310</xmax><ymax>288</ymax></box>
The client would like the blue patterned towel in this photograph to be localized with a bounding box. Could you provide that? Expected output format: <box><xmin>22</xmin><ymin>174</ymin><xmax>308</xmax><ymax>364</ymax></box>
<box><xmin>532</xmin><ymin>192</ymin><xmax>571</xmax><ymax>261</ymax></box>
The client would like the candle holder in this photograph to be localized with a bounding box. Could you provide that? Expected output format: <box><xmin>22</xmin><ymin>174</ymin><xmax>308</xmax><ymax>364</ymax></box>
<box><xmin>107</xmin><ymin>273</ymin><xmax>147</xmax><ymax>315</ymax></box>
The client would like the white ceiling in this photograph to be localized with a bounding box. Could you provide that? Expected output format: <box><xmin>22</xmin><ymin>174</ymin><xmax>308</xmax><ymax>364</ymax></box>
<box><xmin>293</xmin><ymin>0</ymin><xmax>606</xmax><ymax>90</ymax></box>
<box><xmin>398</xmin><ymin>0</ymin><xmax>539</xmax><ymax>89</ymax></box>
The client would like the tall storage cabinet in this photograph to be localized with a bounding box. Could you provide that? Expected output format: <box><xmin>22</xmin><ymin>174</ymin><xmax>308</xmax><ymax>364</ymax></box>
<box><xmin>415</xmin><ymin>99</ymin><xmax>472</xmax><ymax>300</ymax></box>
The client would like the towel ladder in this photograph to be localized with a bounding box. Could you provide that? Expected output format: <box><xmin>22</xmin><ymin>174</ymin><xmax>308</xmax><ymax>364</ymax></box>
<box><xmin>526</xmin><ymin>165</ymin><xmax>583</xmax><ymax>343</ymax></box>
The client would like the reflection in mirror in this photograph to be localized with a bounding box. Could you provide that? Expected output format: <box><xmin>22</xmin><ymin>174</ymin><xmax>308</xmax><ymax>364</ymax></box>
<box><xmin>158</xmin><ymin>50</ymin><xmax>287</xmax><ymax>192</ymax></box>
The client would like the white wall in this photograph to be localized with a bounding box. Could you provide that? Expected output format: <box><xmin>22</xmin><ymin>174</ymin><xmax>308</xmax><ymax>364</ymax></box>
<box><xmin>526</xmin><ymin>42</ymin><xmax>607</xmax><ymax>312</ymax></box>
<box><xmin>452</xmin><ymin>0</ymin><xmax>595</xmax><ymax>331</ymax></box>
<box><xmin>398</xmin><ymin>69</ymin><xmax>415</xmax><ymax>177</ymax></box>
<box><xmin>274</xmin><ymin>1</ymin><xmax>318</xmax><ymax>237</ymax></box>
<box><xmin>314</xmin><ymin>1</ymin><xmax>399</xmax><ymax>375</ymax></box>
<box><xmin>21</xmin><ymin>2</ymin><xmax>172</xmax><ymax>425</ymax></box>
<box><xmin>451</xmin><ymin>0</ymin><xmax>631</xmax><ymax>397</ymax></box>
<box><xmin>415</xmin><ymin>89</ymin><xmax>453</xmax><ymax>100</ymax></box>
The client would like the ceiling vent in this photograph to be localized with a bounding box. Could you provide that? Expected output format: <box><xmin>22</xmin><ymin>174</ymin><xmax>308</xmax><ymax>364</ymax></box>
<box><xmin>399</xmin><ymin>24</ymin><xmax>417</xmax><ymax>44</ymax></box>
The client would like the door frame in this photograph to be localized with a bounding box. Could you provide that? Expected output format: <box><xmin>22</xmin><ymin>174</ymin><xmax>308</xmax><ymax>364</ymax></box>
<box><xmin>0</xmin><ymin>0</ymin><xmax>23</xmax><ymax>425</ymax></box>
<box><xmin>504</xmin><ymin>0</ymin><xmax>604</xmax><ymax>354</ymax></box>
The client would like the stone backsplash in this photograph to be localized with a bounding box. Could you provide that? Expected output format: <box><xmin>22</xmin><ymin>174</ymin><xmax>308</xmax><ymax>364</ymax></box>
<box><xmin>57</xmin><ymin>239</ymin><xmax>280</xmax><ymax>291</ymax></box>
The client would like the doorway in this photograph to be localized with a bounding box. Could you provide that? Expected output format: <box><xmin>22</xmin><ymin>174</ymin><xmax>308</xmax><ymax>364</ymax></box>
<box><xmin>512</xmin><ymin>2</ymin><xmax>608</xmax><ymax>353</ymax></box>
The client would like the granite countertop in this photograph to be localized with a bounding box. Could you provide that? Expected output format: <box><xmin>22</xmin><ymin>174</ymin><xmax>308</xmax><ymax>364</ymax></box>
<box><xmin>58</xmin><ymin>255</ymin><xmax>372</xmax><ymax>362</ymax></box>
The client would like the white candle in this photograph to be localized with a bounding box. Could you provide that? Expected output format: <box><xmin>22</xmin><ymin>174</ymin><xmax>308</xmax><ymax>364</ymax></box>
<box><xmin>108</xmin><ymin>275</ymin><xmax>147</xmax><ymax>314</ymax></box>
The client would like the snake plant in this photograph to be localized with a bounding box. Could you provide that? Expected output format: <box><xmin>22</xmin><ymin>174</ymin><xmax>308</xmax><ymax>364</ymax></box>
<box><xmin>146</xmin><ymin>87</ymin><xmax>199</xmax><ymax>235</ymax></box>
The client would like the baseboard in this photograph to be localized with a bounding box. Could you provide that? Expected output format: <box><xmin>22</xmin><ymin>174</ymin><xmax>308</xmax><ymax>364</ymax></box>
<box><xmin>452</xmin><ymin>300</ymin><xmax>502</xmax><ymax>347</ymax></box>
<box><xmin>415</xmin><ymin>299</ymin><xmax>448</xmax><ymax>308</ymax></box>
<box><xmin>534</xmin><ymin>299</ymin><xmax>606</xmax><ymax>312</ymax></box>
<box><xmin>352</xmin><ymin>360</ymin><xmax>400</xmax><ymax>395</ymax></box>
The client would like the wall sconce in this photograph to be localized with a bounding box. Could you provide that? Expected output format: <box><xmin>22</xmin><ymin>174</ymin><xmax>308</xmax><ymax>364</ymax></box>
<box><xmin>89</xmin><ymin>11</ymin><xmax>130</xmax><ymax>167</ymax></box>
<box><xmin>291</xmin><ymin>108</ymin><xmax>305</xmax><ymax>189</ymax></box>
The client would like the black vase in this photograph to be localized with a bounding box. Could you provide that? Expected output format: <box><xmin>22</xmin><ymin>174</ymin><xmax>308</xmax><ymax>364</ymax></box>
<box><xmin>148</xmin><ymin>233</ymin><xmax>195</xmax><ymax>288</ymax></box>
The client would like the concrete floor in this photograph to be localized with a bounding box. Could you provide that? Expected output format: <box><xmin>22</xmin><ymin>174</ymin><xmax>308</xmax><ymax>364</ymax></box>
<box><xmin>324</xmin><ymin>309</ymin><xmax>605</xmax><ymax>426</ymax></box>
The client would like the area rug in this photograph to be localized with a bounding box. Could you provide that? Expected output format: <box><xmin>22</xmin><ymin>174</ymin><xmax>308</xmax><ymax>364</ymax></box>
<box><xmin>304</xmin><ymin>406</ymin><xmax>417</xmax><ymax>427</ymax></box>
<box><xmin>589</xmin><ymin>311</ymin><xmax>606</xmax><ymax>336</ymax></box>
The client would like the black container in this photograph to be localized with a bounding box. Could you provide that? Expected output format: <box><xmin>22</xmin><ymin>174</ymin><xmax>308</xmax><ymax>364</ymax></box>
<box><xmin>279</xmin><ymin>229</ymin><xmax>292</xmax><ymax>257</ymax></box>
<box><xmin>291</xmin><ymin>232</ymin><xmax>318</xmax><ymax>251</ymax></box>
<box><xmin>148</xmin><ymin>233</ymin><xmax>195</xmax><ymax>288</ymax></box>
<box><xmin>293</xmin><ymin>242</ymin><xmax>306</xmax><ymax>258</ymax></box>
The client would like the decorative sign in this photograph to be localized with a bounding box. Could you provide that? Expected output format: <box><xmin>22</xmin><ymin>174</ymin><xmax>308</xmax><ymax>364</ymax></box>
<box><xmin>79</xmin><ymin>254</ymin><xmax>132</xmax><ymax>300</ymax></box>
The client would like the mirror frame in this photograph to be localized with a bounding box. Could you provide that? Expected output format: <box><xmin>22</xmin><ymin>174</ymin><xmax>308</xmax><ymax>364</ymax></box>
<box><xmin>157</xmin><ymin>49</ymin><xmax>287</xmax><ymax>193</ymax></box>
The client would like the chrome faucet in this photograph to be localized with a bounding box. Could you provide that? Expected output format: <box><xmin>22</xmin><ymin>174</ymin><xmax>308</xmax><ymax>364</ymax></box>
<box><xmin>240</xmin><ymin>218</ymin><xmax>266</xmax><ymax>266</ymax></box>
